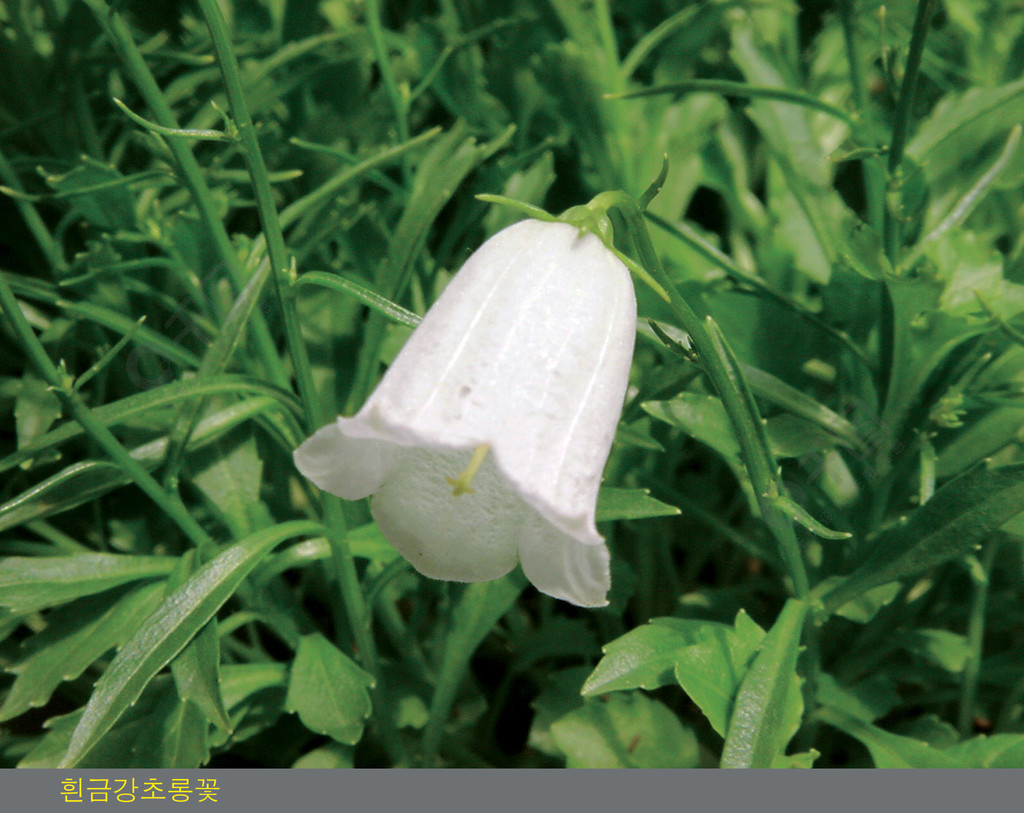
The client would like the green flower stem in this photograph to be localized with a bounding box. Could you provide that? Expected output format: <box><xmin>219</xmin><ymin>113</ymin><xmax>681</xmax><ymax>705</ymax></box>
<box><xmin>838</xmin><ymin>0</ymin><xmax>885</xmax><ymax>231</ymax></box>
<box><xmin>958</xmin><ymin>539</ymin><xmax>1000</xmax><ymax>737</ymax></box>
<box><xmin>81</xmin><ymin>0</ymin><xmax>287</xmax><ymax>390</ymax></box>
<box><xmin>196</xmin><ymin>0</ymin><xmax>402</xmax><ymax>762</ymax></box>
<box><xmin>0</xmin><ymin>269</ymin><xmax>214</xmax><ymax>556</ymax></box>
<box><xmin>366</xmin><ymin>0</ymin><xmax>410</xmax><ymax>147</ymax></box>
<box><xmin>883</xmin><ymin>0</ymin><xmax>936</xmax><ymax>261</ymax></box>
<box><xmin>606</xmin><ymin>192</ymin><xmax>810</xmax><ymax>599</ymax></box>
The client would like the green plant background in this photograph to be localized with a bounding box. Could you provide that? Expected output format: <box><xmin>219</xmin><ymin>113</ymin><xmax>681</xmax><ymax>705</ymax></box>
<box><xmin>2</xmin><ymin>0</ymin><xmax>1024</xmax><ymax>768</ymax></box>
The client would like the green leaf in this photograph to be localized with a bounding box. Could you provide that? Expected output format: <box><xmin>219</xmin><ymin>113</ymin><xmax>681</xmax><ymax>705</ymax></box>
<box><xmin>936</xmin><ymin>406</ymin><xmax>1024</xmax><ymax>478</ymax></box>
<box><xmin>643</xmin><ymin>394</ymin><xmax>756</xmax><ymax>507</ymax></box>
<box><xmin>764</xmin><ymin>414</ymin><xmax>843</xmax><ymax>458</ymax></box>
<box><xmin>771</xmin><ymin>493</ymin><xmax>852</xmax><ymax>541</ymax></box>
<box><xmin>210</xmin><ymin>662</ymin><xmax>289</xmax><ymax>748</ymax></box>
<box><xmin>57</xmin><ymin>520</ymin><xmax>322</xmax><ymax>768</ymax></box>
<box><xmin>285</xmin><ymin>633</ymin><xmax>375</xmax><ymax>746</ymax></box>
<box><xmin>422</xmin><ymin>574</ymin><xmax>525</xmax><ymax>758</ymax></box>
<box><xmin>0</xmin><ymin>461</ymin><xmax>129</xmax><ymax>534</ymax></box>
<box><xmin>582</xmin><ymin>617</ymin><xmax>716</xmax><ymax>695</ymax></box>
<box><xmin>295</xmin><ymin>271</ymin><xmax>420</xmax><ymax>328</ymax></box>
<box><xmin>191</xmin><ymin>430</ymin><xmax>271</xmax><ymax>537</ymax></box>
<box><xmin>595</xmin><ymin>487</ymin><xmax>680</xmax><ymax>522</ymax></box>
<box><xmin>260</xmin><ymin>521</ymin><xmax>400</xmax><ymax>580</ymax></box>
<box><xmin>170</xmin><ymin>615</ymin><xmax>231</xmax><ymax>734</ymax></box>
<box><xmin>219</xmin><ymin>663</ymin><xmax>290</xmax><ymax>710</ymax></box>
<box><xmin>643</xmin><ymin>393</ymin><xmax>740</xmax><ymax>460</ymax></box>
<box><xmin>2</xmin><ymin>270</ymin><xmax>200</xmax><ymax>371</ymax></box>
<box><xmin>167</xmin><ymin>553</ymin><xmax>232</xmax><ymax>734</ymax></box>
<box><xmin>645</xmin><ymin>392</ymin><xmax>837</xmax><ymax>470</ymax></box>
<box><xmin>943</xmin><ymin>734</ymin><xmax>1024</xmax><ymax>768</ymax></box>
<box><xmin>674</xmin><ymin>610</ymin><xmax>766</xmax><ymax>737</ymax></box>
<box><xmin>908</xmin><ymin>77</ymin><xmax>1024</xmax><ymax>188</ymax></box>
<box><xmin>815</xmin><ymin>673</ymin><xmax>900</xmax><ymax>723</ymax></box>
<box><xmin>901</xmin><ymin>629</ymin><xmax>971</xmax><ymax>674</ymax></box>
<box><xmin>14</xmin><ymin>374</ymin><xmax>62</xmax><ymax>449</ymax></box>
<box><xmin>822</xmin><ymin>462</ymin><xmax>1024</xmax><ymax>612</ymax></box>
<box><xmin>447</xmin><ymin>575</ymin><xmax>524</xmax><ymax>662</ymax></box>
<box><xmin>772</xmin><ymin>750</ymin><xmax>819</xmax><ymax>768</ymax></box>
<box><xmin>829</xmin><ymin>580</ymin><xmax>902</xmax><ymax>624</ymax></box>
<box><xmin>483</xmin><ymin>151</ymin><xmax>557</xmax><ymax>234</ymax></box>
<box><xmin>549</xmin><ymin>693</ymin><xmax>700</xmax><ymax>768</ymax></box>
<box><xmin>0</xmin><ymin>553</ymin><xmax>175</xmax><ymax>614</ymax></box>
<box><xmin>0</xmin><ymin>582</ymin><xmax>165</xmax><ymax>721</ymax></box>
<box><xmin>720</xmin><ymin>599</ymin><xmax>807</xmax><ymax>768</ymax></box>
<box><xmin>293</xmin><ymin>743</ymin><xmax>354</xmax><ymax>769</ymax></box>
<box><xmin>740</xmin><ymin>365</ymin><xmax>863</xmax><ymax>450</ymax></box>
<box><xmin>147</xmin><ymin>694</ymin><xmax>210</xmax><ymax>769</ymax></box>
<box><xmin>20</xmin><ymin>677</ymin><xmax>208</xmax><ymax>768</ymax></box>
<box><xmin>839</xmin><ymin>221</ymin><xmax>891</xmax><ymax>280</ymax></box>
<box><xmin>817</xmin><ymin>707</ymin><xmax>960</xmax><ymax>768</ymax></box>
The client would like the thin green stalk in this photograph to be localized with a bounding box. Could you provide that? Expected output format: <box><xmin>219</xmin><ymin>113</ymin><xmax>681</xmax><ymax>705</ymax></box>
<box><xmin>613</xmin><ymin>80</ymin><xmax>855</xmax><ymax>127</ymax></box>
<box><xmin>0</xmin><ymin>270</ymin><xmax>215</xmax><ymax>556</ymax></box>
<box><xmin>605</xmin><ymin>193</ymin><xmax>809</xmax><ymax>599</ymax></box>
<box><xmin>366</xmin><ymin>0</ymin><xmax>410</xmax><ymax>146</ymax></box>
<box><xmin>876</xmin><ymin>0</ymin><xmax>936</xmax><ymax>432</ymax></box>
<box><xmin>80</xmin><ymin>0</ymin><xmax>288</xmax><ymax>389</ymax></box>
<box><xmin>839</xmin><ymin>0</ymin><xmax>885</xmax><ymax>231</ymax></box>
<box><xmin>958</xmin><ymin>540</ymin><xmax>1000</xmax><ymax>737</ymax></box>
<box><xmin>196</xmin><ymin>0</ymin><xmax>402</xmax><ymax>762</ymax></box>
<box><xmin>883</xmin><ymin>0</ymin><xmax>936</xmax><ymax>261</ymax></box>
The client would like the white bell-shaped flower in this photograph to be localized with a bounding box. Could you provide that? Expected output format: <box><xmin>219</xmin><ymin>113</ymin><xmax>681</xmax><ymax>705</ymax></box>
<box><xmin>294</xmin><ymin>218</ymin><xmax>636</xmax><ymax>606</ymax></box>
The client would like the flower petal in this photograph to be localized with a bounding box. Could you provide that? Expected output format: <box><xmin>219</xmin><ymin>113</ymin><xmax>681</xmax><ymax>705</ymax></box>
<box><xmin>517</xmin><ymin>516</ymin><xmax>611</xmax><ymax>607</ymax></box>
<box><xmin>370</xmin><ymin>446</ymin><xmax>520</xmax><ymax>582</ymax></box>
<box><xmin>293</xmin><ymin>421</ymin><xmax>393</xmax><ymax>501</ymax></box>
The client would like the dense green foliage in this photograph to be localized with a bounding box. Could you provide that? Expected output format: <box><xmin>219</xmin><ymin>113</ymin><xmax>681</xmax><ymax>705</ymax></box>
<box><xmin>2</xmin><ymin>0</ymin><xmax>1024</xmax><ymax>768</ymax></box>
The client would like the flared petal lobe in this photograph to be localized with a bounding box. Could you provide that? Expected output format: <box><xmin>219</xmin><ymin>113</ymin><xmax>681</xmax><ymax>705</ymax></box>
<box><xmin>294</xmin><ymin>219</ymin><xmax>636</xmax><ymax>606</ymax></box>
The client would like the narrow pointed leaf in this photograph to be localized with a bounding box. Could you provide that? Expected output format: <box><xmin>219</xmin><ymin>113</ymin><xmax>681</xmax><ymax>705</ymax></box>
<box><xmin>0</xmin><ymin>583</ymin><xmax>165</xmax><ymax>721</ymax></box>
<box><xmin>823</xmin><ymin>462</ymin><xmax>1024</xmax><ymax>612</ymax></box>
<box><xmin>0</xmin><ymin>553</ymin><xmax>176</xmax><ymax>614</ymax></box>
<box><xmin>674</xmin><ymin>611</ymin><xmax>766</xmax><ymax>737</ymax></box>
<box><xmin>168</xmin><ymin>553</ymin><xmax>232</xmax><ymax>734</ymax></box>
<box><xmin>582</xmin><ymin>618</ymin><xmax>714</xmax><ymax>696</ymax></box>
<box><xmin>57</xmin><ymin>520</ymin><xmax>322</xmax><ymax>768</ymax></box>
<box><xmin>596</xmin><ymin>487</ymin><xmax>680</xmax><ymax>522</ymax></box>
<box><xmin>817</xmin><ymin>707</ymin><xmax>960</xmax><ymax>768</ymax></box>
<box><xmin>721</xmin><ymin>599</ymin><xmax>807</xmax><ymax>768</ymax></box>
